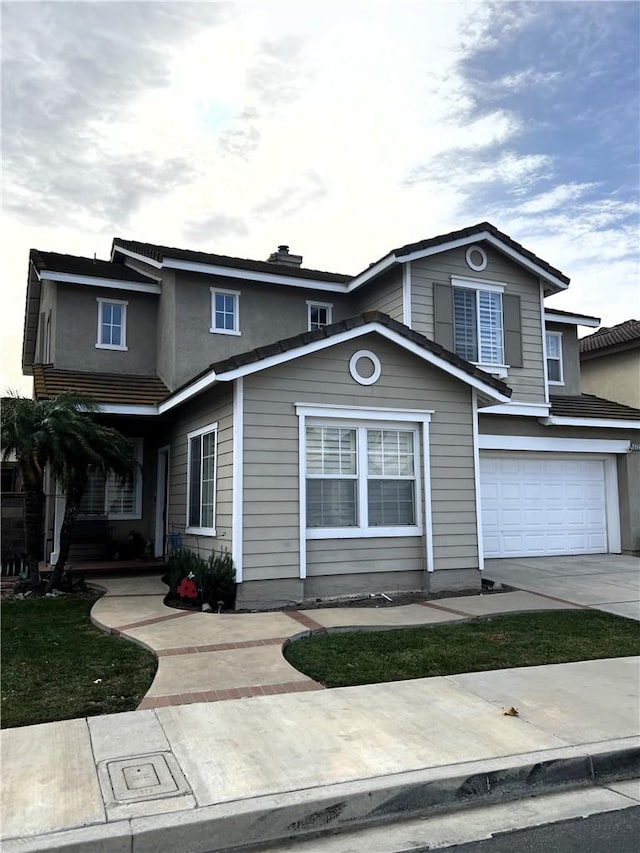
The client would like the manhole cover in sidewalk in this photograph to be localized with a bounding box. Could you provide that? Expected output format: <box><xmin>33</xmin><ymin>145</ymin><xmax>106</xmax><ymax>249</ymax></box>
<box><xmin>99</xmin><ymin>752</ymin><xmax>191</xmax><ymax>804</ymax></box>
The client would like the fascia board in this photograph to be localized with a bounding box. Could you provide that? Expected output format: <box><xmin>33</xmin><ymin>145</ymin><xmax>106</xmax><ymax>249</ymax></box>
<box><xmin>480</xmin><ymin>402</ymin><xmax>551</xmax><ymax>417</ymax></box>
<box><xmin>544</xmin><ymin>311</ymin><xmax>600</xmax><ymax>327</ymax></box>
<box><xmin>39</xmin><ymin>271</ymin><xmax>161</xmax><ymax>294</ymax></box>
<box><xmin>540</xmin><ymin>416</ymin><xmax>640</xmax><ymax>430</ymax></box>
<box><xmin>111</xmin><ymin>245</ymin><xmax>163</xmax><ymax>268</ymax></box>
<box><xmin>396</xmin><ymin>232</ymin><xmax>569</xmax><ymax>293</ymax></box>
<box><xmin>98</xmin><ymin>404</ymin><xmax>159</xmax><ymax>415</ymax></box>
<box><xmin>214</xmin><ymin>322</ymin><xmax>511</xmax><ymax>402</ymax></box>
<box><xmin>345</xmin><ymin>255</ymin><xmax>397</xmax><ymax>292</ymax></box>
<box><xmin>479</xmin><ymin>434</ymin><xmax>632</xmax><ymax>453</ymax></box>
<box><xmin>162</xmin><ymin>258</ymin><xmax>349</xmax><ymax>292</ymax></box>
<box><xmin>158</xmin><ymin>369</ymin><xmax>218</xmax><ymax>414</ymax></box>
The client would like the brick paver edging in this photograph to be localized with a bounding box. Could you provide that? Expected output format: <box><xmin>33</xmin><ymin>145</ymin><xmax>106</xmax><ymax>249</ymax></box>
<box><xmin>418</xmin><ymin>600</ymin><xmax>475</xmax><ymax>617</ymax></box>
<box><xmin>157</xmin><ymin>637</ymin><xmax>289</xmax><ymax>656</ymax></box>
<box><xmin>137</xmin><ymin>679</ymin><xmax>324</xmax><ymax>709</ymax></box>
<box><xmin>112</xmin><ymin>609</ymin><xmax>196</xmax><ymax>633</ymax></box>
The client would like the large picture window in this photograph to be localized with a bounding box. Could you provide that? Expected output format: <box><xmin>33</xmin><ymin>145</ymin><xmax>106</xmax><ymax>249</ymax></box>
<box><xmin>305</xmin><ymin>422</ymin><xmax>420</xmax><ymax>536</ymax></box>
<box><xmin>186</xmin><ymin>423</ymin><xmax>217</xmax><ymax>534</ymax></box>
<box><xmin>453</xmin><ymin>283</ymin><xmax>504</xmax><ymax>365</ymax></box>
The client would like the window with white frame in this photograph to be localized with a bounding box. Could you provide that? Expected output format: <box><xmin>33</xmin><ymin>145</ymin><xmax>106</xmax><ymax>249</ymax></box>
<box><xmin>307</xmin><ymin>301</ymin><xmax>333</xmax><ymax>331</ymax></box>
<box><xmin>186</xmin><ymin>423</ymin><xmax>217</xmax><ymax>533</ymax></box>
<box><xmin>210</xmin><ymin>288</ymin><xmax>240</xmax><ymax>335</ymax></box>
<box><xmin>546</xmin><ymin>332</ymin><xmax>563</xmax><ymax>384</ymax></box>
<box><xmin>96</xmin><ymin>299</ymin><xmax>128</xmax><ymax>350</ymax></box>
<box><xmin>453</xmin><ymin>281</ymin><xmax>504</xmax><ymax>365</ymax></box>
<box><xmin>78</xmin><ymin>438</ymin><xmax>142</xmax><ymax>519</ymax></box>
<box><xmin>305</xmin><ymin>422</ymin><xmax>420</xmax><ymax>535</ymax></box>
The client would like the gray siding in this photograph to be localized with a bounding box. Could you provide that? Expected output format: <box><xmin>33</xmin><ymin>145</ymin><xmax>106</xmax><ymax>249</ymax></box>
<box><xmin>354</xmin><ymin>268</ymin><xmax>404</xmax><ymax>322</ymax></box>
<box><xmin>410</xmin><ymin>245</ymin><xmax>546</xmax><ymax>404</ymax></box>
<box><xmin>546</xmin><ymin>322</ymin><xmax>581</xmax><ymax>395</ymax></box>
<box><xmin>242</xmin><ymin>333</ymin><xmax>479</xmax><ymax>587</ymax></box>
<box><xmin>166</xmin><ymin>386</ymin><xmax>234</xmax><ymax>559</ymax></box>
<box><xmin>54</xmin><ymin>284</ymin><xmax>158</xmax><ymax>375</ymax></box>
<box><xmin>171</xmin><ymin>271</ymin><xmax>355</xmax><ymax>389</ymax></box>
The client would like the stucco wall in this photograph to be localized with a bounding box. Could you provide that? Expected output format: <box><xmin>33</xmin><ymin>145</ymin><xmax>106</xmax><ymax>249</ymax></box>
<box><xmin>546</xmin><ymin>322</ymin><xmax>581</xmax><ymax>395</ymax></box>
<box><xmin>581</xmin><ymin>350</ymin><xmax>640</xmax><ymax>408</ymax></box>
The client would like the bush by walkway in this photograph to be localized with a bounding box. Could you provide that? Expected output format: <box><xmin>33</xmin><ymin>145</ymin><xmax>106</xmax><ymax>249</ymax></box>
<box><xmin>284</xmin><ymin>610</ymin><xmax>640</xmax><ymax>688</ymax></box>
<box><xmin>1</xmin><ymin>596</ymin><xmax>157</xmax><ymax>728</ymax></box>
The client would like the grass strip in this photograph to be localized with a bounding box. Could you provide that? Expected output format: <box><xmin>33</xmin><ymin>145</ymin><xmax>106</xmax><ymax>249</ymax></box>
<box><xmin>1</xmin><ymin>596</ymin><xmax>157</xmax><ymax>728</ymax></box>
<box><xmin>284</xmin><ymin>610</ymin><xmax>640</xmax><ymax>688</ymax></box>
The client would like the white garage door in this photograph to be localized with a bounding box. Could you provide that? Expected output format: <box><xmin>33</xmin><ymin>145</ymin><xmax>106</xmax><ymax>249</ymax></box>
<box><xmin>480</xmin><ymin>454</ymin><xmax>609</xmax><ymax>557</ymax></box>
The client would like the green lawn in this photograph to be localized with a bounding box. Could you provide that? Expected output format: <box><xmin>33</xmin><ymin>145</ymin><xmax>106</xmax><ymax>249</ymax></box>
<box><xmin>1</xmin><ymin>597</ymin><xmax>157</xmax><ymax>728</ymax></box>
<box><xmin>284</xmin><ymin>610</ymin><xmax>640</xmax><ymax>688</ymax></box>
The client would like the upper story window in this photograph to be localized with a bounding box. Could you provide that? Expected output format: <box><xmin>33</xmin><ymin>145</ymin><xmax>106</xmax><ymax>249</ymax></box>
<box><xmin>452</xmin><ymin>280</ymin><xmax>504</xmax><ymax>367</ymax></box>
<box><xmin>96</xmin><ymin>298</ymin><xmax>128</xmax><ymax>350</ymax></box>
<box><xmin>305</xmin><ymin>422</ymin><xmax>420</xmax><ymax>536</ymax></box>
<box><xmin>546</xmin><ymin>332</ymin><xmax>564</xmax><ymax>384</ymax></box>
<box><xmin>186</xmin><ymin>422</ymin><xmax>217</xmax><ymax>534</ymax></box>
<box><xmin>307</xmin><ymin>301</ymin><xmax>333</xmax><ymax>331</ymax></box>
<box><xmin>210</xmin><ymin>288</ymin><xmax>240</xmax><ymax>335</ymax></box>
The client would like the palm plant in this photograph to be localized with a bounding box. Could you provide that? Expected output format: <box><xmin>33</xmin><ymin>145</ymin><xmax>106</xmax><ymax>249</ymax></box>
<box><xmin>1</xmin><ymin>393</ymin><xmax>135</xmax><ymax>589</ymax></box>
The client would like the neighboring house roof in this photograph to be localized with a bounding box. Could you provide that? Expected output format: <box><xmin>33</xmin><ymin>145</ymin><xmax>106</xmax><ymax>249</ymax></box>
<box><xmin>33</xmin><ymin>365</ymin><xmax>169</xmax><ymax>406</ymax></box>
<box><xmin>579</xmin><ymin>319</ymin><xmax>640</xmax><ymax>358</ymax></box>
<box><xmin>112</xmin><ymin>238</ymin><xmax>351</xmax><ymax>284</ymax></box>
<box><xmin>162</xmin><ymin>312</ymin><xmax>512</xmax><ymax>413</ymax></box>
<box><xmin>29</xmin><ymin>249</ymin><xmax>157</xmax><ymax>284</ymax></box>
<box><xmin>549</xmin><ymin>393</ymin><xmax>640</xmax><ymax>421</ymax></box>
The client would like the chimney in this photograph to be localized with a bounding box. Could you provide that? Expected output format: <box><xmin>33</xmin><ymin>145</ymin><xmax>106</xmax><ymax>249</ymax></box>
<box><xmin>267</xmin><ymin>244</ymin><xmax>303</xmax><ymax>267</ymax></box>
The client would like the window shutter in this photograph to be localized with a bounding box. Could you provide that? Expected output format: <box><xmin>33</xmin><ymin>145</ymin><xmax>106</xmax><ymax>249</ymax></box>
<box><xmin>433</xmin><ymin>283</ymin><xmax>454</xmax><ymax>351</ymax></box>
<box><xmin>503</xmin><ymin>293</ymin><xmax>522</xmax><ymax>368</ymax></box>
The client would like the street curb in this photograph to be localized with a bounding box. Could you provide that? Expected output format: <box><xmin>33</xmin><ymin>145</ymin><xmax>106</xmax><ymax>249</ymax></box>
<box><xmin>4</xmin><ymin>740</ymin><xmax>639</xmax><ymax>853</ymax></box>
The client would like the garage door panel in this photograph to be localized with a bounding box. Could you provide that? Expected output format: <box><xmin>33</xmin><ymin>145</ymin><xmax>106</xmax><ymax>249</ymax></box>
<box><xmin>480</xmin><ymin>454</ymin><xmax>609</xmax><ymax>558</ymax></box>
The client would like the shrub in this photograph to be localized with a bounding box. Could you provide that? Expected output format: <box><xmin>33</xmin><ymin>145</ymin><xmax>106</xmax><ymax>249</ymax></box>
<box><xmin>163</xmin><ymin>548</ymin><xmax>236</xmax><ymax>610</ymax></box>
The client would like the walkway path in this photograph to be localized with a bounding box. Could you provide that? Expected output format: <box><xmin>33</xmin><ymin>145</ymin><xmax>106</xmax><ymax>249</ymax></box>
<box><xmin>90</xmin><ymin>576</ymin><xmax>582</xmax><ymax>709</ymax></box>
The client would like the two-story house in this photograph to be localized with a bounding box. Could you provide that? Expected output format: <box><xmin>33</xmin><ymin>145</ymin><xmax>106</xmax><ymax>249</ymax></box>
<box><xmin>22</xmin><ymin>222</ymin><xmax>640</xmax><ymax>607</ymax></box>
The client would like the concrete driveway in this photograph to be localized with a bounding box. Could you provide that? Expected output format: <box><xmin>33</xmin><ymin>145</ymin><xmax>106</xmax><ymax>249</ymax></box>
<box><xmin>484</xmin><ymin>554</ymin><xmax>640</xmax><ymax>621</ymax></box>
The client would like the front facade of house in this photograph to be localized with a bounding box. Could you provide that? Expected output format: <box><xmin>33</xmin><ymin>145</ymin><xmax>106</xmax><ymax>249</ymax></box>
<box><xmin>22</xmin><ymin>223</ymin><xmax>640</xmax><ymax>607</ymax></box>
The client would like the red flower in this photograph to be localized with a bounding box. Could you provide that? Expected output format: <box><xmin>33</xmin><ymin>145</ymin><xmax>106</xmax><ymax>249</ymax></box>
<box><xmin>177</xmin><ymin>577</ymin><xmax>198</xmax><ymax>599</ymax></box>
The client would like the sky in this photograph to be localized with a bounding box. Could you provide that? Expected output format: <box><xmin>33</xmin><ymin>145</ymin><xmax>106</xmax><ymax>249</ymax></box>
<box><xmin>1</xmin><ymin>0</ymin><xmax>638</xmax><ymax>394</ymax></box>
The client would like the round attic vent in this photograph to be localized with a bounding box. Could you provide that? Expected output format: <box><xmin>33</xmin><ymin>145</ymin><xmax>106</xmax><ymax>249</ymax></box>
<box><xmin>465</xmin><ymin>244</ymin><xmax>487</xmax><ymax>272</ymax></box>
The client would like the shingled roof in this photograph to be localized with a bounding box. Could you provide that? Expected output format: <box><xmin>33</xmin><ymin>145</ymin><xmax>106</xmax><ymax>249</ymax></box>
<box><xmin>112</xmin><ymin>238</ymin><xmax>351</xmax><ymax>284</ymax></box>
<box><xmin>579</xmin><ymin>319</ymin><xmax>640</xmax><ymax>356</ymax></box>
<box><xmin>33</xmin><ymin>366</ymin><xmax>169</xmax><ymax>406</ymax></box>
<box><xmin>29</xmin><ymin>249</ymin><xmax>156</xmax><ymax>284</ymax></box>
<box><xmin>390</xmin><ymin>222</ymin><xmax>570</xmax><ymax>285</ymax></box>
<box><xmin>549</xmin><ymin>394</ymin><xmax>640</xmax><ymax>421</ymax></box>
<box><xmin>166</xmin><ymin>311</ymin><xmax>512</xmax><ymax>401</ymax></box>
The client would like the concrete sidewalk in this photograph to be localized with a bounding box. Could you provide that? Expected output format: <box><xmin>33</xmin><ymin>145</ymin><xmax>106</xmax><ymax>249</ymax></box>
<box><xmin>2</xmin><ymin>657</ymin><xmax>639</xmax><ymax>852</ymax></box>
<box><xmin>3</xmin><ymin>577</ymin><xmax>639</xmax><ymax>851</ymax></box>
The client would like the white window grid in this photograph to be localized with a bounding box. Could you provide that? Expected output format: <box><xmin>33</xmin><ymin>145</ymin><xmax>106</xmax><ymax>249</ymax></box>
<box><xmin>96</xmin><ymin>298</ymin><xmax>128</xmax><ymax>350</ymax></box>
<box><xmin>306</xmin><ymin>301</ymin><xmax>333</xmax><ymax>331</ymax></box>
<box><xmin>210</xmin><ymin>288</ymin><xmax>240</xmax><ymax>335</ymax></box>
<box><xmin>186</xmin><ymin>422</ymin><xmax>218</xmax><ymax>535</ymax></box>
<box><xmin>546</xmin><ymin>331</ymin><xmax>564</xmax><ymax>384</ymax></box>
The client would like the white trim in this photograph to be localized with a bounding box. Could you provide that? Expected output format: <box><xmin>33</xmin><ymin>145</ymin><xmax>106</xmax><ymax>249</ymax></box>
<box><xmin>40</xmin><ymin>270</ymin><xmax>160</xmax><ymax>294</ymax></box>
<box><xmin>540</xmin><ymin>283</ymin><xmax>550</xmax><ymax>404</ymax></box>
<box><xmin>96</xmin><ymin>297</ymin><xmax>128</xmax><ymax>351</ymax></box>
<box><xmin>422</xmin><ymin>415</ymin><xmax>434</xmax><ymax>572</ymax></box>
<box><xmin>159</xmin><ymin>370</ymin><xmax>217</xmax><ymax>414</ymax></box>
<box><xmin>98</xmin><ymin>404</ymin><xmax>159</xmax><ymax>416</ymax></box>
<box><xmin>50</xmin><ymin>479</ymin><xmax>66</xmax><ymax>565</ymax></box>
<box><xmin>541</xmin><ymin>416</ymin><xmax>640</xmax><ymax>429</ymax></box>
<box><xmin>166</xmin><ymin>258</ymin><xmax>348</xmax><ymax>292</ymax></box>
<box><xmin>480</xmin><ymin>402</ymin><xmax>551</xmax><ymax>417</ymax></box>
<box><xmin>402</xmin><ymin>263</ymin><xmax>412</xmax><ymax>327</ymax></box>
<box><xmin>465</xmin><ymin>245</ymin><xmax>487</xmax><ymax>272</ymax></box>
<box><xmin>298</xmin><ymin>411</ymin><xmax>307</xmax><ymax>579</ymax></box>
<box><xmin>306</xmin><ymin>527</ymin><xmax>423</xmax><ymax>540</ymax></box>
<box><xmin>112</xmin><ymin>245</ymin><xmax>163</xmax><ymax>269</ymax></box>
<box><xmin>546</xmin><ymin>330</ymin><xmax>564</xmax><ymax>386</ymax></box>
<box><xmin>397</xmin><ymin>231</ymin><xmax>569</xmax><ymax>293</ymax></box>
<box><xmin>185</xmin><ymin>421</ymin><xmax>218</xmax><ymax>536</ymax></box>
<box><xmin>478</xmin><ymin>435</ymin><xmax>632</xmax><ymax>453</ymax></box>
<box><xmin>473</xmin><ymin>363</ymin><xmax>508</xmax><ymax>377</ymax></box>
<box><xmin>232</xmin><ymin>379</ymin><xmax>244</xmax><ymax>583</ymax></box>
<box><xmin>349</xmin><ymin>349</ymin><xmax>381</xmax><ymax>385</ymax></box>
<box><xmin>217</xmin><ymin>323</ymin><xmax>511</xmax><ymax>402</ymax></box>
<box><xmin>296</xmin><ymin>404</ymin><xmax>434</xmax><ymax>421</ymax></box>
<box><xmin>604</xmin><ymin>457</ymin><xmax>622</xmax><ymax>553</ymax></box>
<box><xmin>154</xmin><ymin>445</ymin><xmax>170</xmax><ymax>558</ymax></box>
<box><xmin>347</xmin><ymin>255</ymin><xmax>397</xmax><ymax>292</ymax></box>
<box><xmin>451</xmin><ymin>276</ymin><xmax>505</xmax><ymax>294</ymax></box>
<box><xmin>544</xmin><ymin>310</ymin><xmax>600</xmax><ymax>328</ymax></box>
<box><xmin>471</xmin><ymin>391</ymin><xmax>484</xmax><ymax>572</ymax></box>
<box><xmin>210</xmin><ymin>287</ymin><xmax>240</xmax><ymax>335</ymax></box>
<box><xmin>306</xmin><ymin>300</ymin><xmax>333</xmax><ymax>331</ymax></box>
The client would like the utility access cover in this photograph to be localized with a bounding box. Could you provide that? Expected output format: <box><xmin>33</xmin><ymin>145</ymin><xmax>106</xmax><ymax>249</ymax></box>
<box><xmin>99</xmin><ymin>752</ymin><xmax>191</xmax><ymax>805</ymax></box>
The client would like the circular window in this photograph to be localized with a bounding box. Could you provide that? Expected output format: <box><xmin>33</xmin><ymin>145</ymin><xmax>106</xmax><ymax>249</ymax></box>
<box><xmin>465</xmin><ymin>244</ymin><xmax>487</xmax><ymax>272</ymax></box>
<box><xmin>349</xmin><ymin>350</ymin><xmax>381</xmax><ymax>386</ymax></box>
